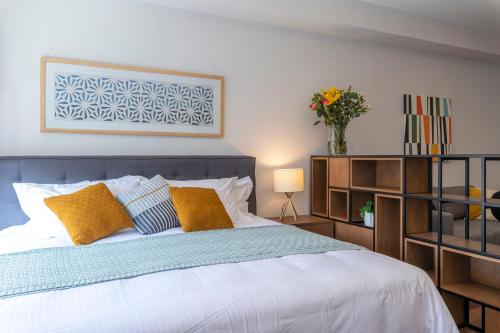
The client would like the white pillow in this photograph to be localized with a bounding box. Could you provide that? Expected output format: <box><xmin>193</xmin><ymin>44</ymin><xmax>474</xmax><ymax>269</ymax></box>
<box><xmin>166</xmin><ymin>177</ymin><xmax>241</xmax><ymax>223</ymax></box>
<box><xmin>13</xmin><ymin>181</ymin><xmax>90</xmax><ymax>220</ymax></box>
<box><xmin>13</xmin><ymin>181</ymin><xmax>91</xmax><ymax>238</ymax></box>
<box><xmin>13</xmin><ymin>176</ymin><xmax>147</xmax><ymax>238</ymax></box>
<box><xmin>89</xmin><ymin>175</ymin><xmax>148</xmax><ymax>196</ymax></box>
<box><xmin>238</xmin><ymin>202</ymin><xmax>249</xmax><ymax>214</ymax></box>
<box><xmin>235</xmin><ymin>176</ymin><xmax>253</xmax><ymax>205</ymax></box>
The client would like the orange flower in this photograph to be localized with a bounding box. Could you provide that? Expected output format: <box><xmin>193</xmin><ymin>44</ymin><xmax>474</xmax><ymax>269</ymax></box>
<box><xmin>322</xmin><ymin>86</ymin><xmax>342</xmax><ymax>105</ymax></box>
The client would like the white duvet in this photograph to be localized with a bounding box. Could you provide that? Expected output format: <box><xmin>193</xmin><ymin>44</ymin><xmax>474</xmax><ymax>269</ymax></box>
<box><xmin>0</xmin><ymin>216</ymin><xmax>457</xmax><ymax>333</ymax></box>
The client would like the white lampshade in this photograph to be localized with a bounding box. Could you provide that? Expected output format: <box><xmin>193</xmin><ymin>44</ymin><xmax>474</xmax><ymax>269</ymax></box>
<box><xmin>273</xmin><ymin>168</ymin><xmax>304</xmax><ymax>193</ymax></box>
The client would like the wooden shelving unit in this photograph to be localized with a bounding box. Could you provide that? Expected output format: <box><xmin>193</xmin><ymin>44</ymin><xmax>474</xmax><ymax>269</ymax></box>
<box><xmin>375</xmin><ymin>194</ymin><xmax>402</xmax><ymax>260</ymax></box>
<box><xmin>311</xmin><ymin>154</ymin><xmax>500</xmax><ymax>331</ymax></box>
<box><xmin>441</xmin><ymin>247</ymin><xmax>500</xmax><ymax>309</ymax></box>
<box><xmin>312</xmin><ymin>156</ymin><xmax>402</xmax><ymax>253</ymax></box>
<box><xmin>404</xmin><ymin>238</ymin><xmax>438</xmax><ymax>285</ymax></box>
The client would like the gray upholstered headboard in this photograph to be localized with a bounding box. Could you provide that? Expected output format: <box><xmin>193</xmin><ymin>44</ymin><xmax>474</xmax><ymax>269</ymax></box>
<box><xmin>0</xmin><ymin>156</ymin><xmax>256</xmax><ymax>230</ymax></box>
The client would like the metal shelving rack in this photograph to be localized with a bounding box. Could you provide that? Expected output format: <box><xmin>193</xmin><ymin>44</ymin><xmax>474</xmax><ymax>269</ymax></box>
<box><xmin>403</xmin><ymin>154</ymin><xmax>500</xmax><ymax>332</ymax></box>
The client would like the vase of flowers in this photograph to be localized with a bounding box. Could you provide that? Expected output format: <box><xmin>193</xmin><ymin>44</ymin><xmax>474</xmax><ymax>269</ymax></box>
<box><xmin>309</xmin><ymin>86</ymin><xmax>369</xmax><ymax>155</ymax></box>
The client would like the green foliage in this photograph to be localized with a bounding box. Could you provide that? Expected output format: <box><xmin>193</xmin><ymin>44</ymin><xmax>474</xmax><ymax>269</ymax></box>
<box><xmin>359</xmin><ymin>200</ymin><xmax>374</xmax><ymax>219</ymax></box>
<box><xmin>309</xmin><ymin>86</ymin><xmax>369</xmax><ymax>127</ymax></box>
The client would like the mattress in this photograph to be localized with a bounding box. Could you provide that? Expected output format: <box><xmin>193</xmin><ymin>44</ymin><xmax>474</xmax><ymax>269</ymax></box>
<box><xmin>0</xmin><ymin>216</ymin><xmax>457</xmax><ymax>333</ymax></box>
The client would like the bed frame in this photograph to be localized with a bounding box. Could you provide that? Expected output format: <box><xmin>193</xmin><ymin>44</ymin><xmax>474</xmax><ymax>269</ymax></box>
<box><xmin>0</xmin><ymin>155</ymin><xmax>256</xmax><ymax>229</ymax></box>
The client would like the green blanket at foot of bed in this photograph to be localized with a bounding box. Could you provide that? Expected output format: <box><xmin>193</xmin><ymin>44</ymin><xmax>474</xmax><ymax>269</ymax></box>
<box><xmin>0</xmin><ymin>225</ymin><xmax>362</xmax><ymax>299</ymax></box>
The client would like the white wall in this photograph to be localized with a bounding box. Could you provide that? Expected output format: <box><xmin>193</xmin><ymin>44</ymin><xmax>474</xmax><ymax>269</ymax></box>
<box><xmin>1</xmin><ymin>0</ymin><xmax>500</xmax><ymax>217</ymax></box>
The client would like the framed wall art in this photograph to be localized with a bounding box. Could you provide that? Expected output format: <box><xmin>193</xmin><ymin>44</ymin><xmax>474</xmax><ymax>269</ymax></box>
<box><xmin>40</xmin><ymin>57</ymin><xmax>224</xmax><ymax>137</ymax></box>
<box><xmin>403</xmin><ymin>94</ymin><xmax>452</xmax><ymax>156</ymax></box>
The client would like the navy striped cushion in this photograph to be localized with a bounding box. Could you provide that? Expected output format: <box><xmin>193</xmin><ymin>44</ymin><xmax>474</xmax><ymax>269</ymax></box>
<box><xmin>116</xmin><ymin>175</ymin><xmax>179</xmax><ymax>234</ymax></box>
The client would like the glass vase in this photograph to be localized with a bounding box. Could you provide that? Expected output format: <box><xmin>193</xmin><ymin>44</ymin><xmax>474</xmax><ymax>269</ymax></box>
<box><xmin>328</xmin><ymin>124</ymin><xmax>347</xmax><ymax>155</ymax></box>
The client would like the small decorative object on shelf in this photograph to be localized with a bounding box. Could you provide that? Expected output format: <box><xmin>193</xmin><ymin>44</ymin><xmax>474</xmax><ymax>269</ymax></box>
<box><xmin>309</xmin><ymin>86</ymin><xmax>369</xmax><ymax>155</ymax></box>
<box><xmin>360</xmin><ymin>200</ymin><xmax>374</xmax><ymax>227</ymax></box>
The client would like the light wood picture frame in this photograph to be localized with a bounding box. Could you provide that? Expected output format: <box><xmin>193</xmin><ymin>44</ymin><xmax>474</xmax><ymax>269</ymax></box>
<box><xmin>40</xmin><ymin>57</ymin><xmax>224</xmax><ymax>138</ymax></box>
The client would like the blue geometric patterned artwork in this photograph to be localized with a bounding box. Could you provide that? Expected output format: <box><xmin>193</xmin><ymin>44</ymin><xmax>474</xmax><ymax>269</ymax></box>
<box><xmin>41</xmin><ymin>57</ymin><xmax>223</xmax><ymax>137</ymax></box>
<box><xmin>54</xmin><ymin>74</ymin><xmax>214</xmax><ymax>126</ymax></box>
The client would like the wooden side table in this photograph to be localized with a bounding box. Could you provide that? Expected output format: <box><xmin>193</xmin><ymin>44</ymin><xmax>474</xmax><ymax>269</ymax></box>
<box><xmin>267</xmin><ymin>215</ymin><xmax>334</xmax><ymax>238</ymax></box>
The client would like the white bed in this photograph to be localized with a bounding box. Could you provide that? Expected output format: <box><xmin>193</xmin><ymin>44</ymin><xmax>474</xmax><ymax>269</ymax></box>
<box><xmin>0</xmin><ymin>215</ymin><xmax>457</xmax><ymax>333</ymax></box>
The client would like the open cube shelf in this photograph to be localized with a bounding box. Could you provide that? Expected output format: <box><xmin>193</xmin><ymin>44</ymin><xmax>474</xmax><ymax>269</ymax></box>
<box><xmin>405</xmin><ymin>197</ymin><xmax>432</xmax><ymax>235</ymax></box>
<box><xmin>311</xmin><ymin>157</ymin><xmax>328</xmax><ymax>217</ymax></box>
<box><xmin>350</xmin><ymin>158</ymin><xmax>402</xmax><ymax>194</ymax></box>
<box><xmin>351</xmin><ymin>191</ymin><xmax>374</xmax><ymax>224</ymax></box>
<box><xmin>405</xmin><ymin>157</ymin><xmax>431</xmax><ymax>194</ymax></box>
<box><xmin>404</xmin><ymin>238</ymin><xmax>438</xmax><ymax>285</ymax></box>
<box><xmin>441</xmin><ymin>247</ymin><xmax>500</xmax><ymax>309</ymax></box>
<box><xmin>329</xmin><ymin>189</ymin><xmax>349</xmax><ymax>221</ymax></box>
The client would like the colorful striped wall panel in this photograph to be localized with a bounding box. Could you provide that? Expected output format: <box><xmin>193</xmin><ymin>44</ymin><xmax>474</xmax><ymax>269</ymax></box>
<box><xmin>403</xmin><ymin>94</ymin><xmax>452</xmax><ymax>155</ymax></box>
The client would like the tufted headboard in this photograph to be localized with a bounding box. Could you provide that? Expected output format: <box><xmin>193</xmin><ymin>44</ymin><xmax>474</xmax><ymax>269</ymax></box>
<box><xmin>0</xmin><ymin>156</ymin><xmax>256</xmax><ymax>230</ymax></box>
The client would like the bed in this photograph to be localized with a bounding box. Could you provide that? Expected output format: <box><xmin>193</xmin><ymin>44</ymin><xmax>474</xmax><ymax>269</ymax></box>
<box><xmin>0</xmin><ymin>156</ymin><xmax>457</xmax><ymax>333</ymax></box>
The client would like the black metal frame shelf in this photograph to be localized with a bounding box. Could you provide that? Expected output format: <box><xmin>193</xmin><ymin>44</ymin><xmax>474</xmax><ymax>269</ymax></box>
<box><xmin>403</xmin><ymin>154</ymin><xmax>500</xmax><ymax>332</ymax></box>
<box><xmin>403</xmin><ymin>155</ymin><xmax>500</xmax><ymax>260</ymax></box>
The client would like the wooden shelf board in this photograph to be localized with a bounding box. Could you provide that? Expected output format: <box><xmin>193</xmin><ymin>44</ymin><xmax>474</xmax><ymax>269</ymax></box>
<box><xmin>405</xmin><ymin>193</ymin><xmax>500</xmax><ymax>208</ymax></box>
<box><xmin>270</xmin><ymin>215</ymin><xmax>333</xmax><ymax>226</ymax></box>
<box><xmin>442</xmin><ymin>281</ymin><xmax>500</xmax><ymax>309</ymax></box>
<box><xmin>331</xmin><ymin>215</ymin><xmax>349</xmax><ymax>222</ymax></box>
<box><xmin>350</xmin><ymin>185</ymin><xmax>401</xmax><ymax>194</ymax></box>
<box><xmin>335</xmin><ymin>220</ymin><xmax>374</xmax><ymax>230</ymax></box>
<box><xmin>442</xmin><ymin>193</ymin><xmax>481</xmax><ymax>204</ymax></box>
<box><xmin>405</xmin><ymin>192</ymin><xmax>437</xmax><ymax>200</ymax></box>
<box><xmin>459</xmin><ymin>328</ymin><xmax>480</xmax><ymax>333</ymax></box>
<box><xmin>375</xmin><ymin>194</ymin><xmax>402</xmax><ymax>260</ymax></box>
<box><xmin>311</xmin><ymin>210</ymin><xmax>328</xmax><ymax>217</ymax></box>
<box><xmin>410</xmin><ymin>232</ymin><xmax>500</xmax><ymax>256</ymax></box>
<box><xmin>486</xmin><ymin>197</ymin><xmax>500</xmax><ymax>208</ymax></box>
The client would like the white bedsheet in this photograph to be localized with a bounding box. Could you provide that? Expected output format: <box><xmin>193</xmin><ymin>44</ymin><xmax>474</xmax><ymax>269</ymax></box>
<box><xmin>0</xmin><ymin>216</ymin><xmax>457</xmax><ymax>333</ymax></box>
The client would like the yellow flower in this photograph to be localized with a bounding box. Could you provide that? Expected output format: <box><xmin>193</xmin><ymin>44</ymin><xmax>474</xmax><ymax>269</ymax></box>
<box><xmin>322</xmin><ymin>86</ymin><xmax>342</xmax><ymax>106</ymax></box>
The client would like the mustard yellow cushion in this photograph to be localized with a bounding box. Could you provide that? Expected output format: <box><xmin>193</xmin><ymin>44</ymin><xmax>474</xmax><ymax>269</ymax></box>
<box><xmin>469</xmin><ymin>186</ymin><xmax>482</xmax><ymax>220</ymax></box>
<box><xmin>170</xmin><ymin>187</ymin><xmax>234</xmax><ymax>232</ymax></box>
<box><xmin>44</xmin><ymin>183</ymin><xmax>133</xmax><ymax>245</ymax></box>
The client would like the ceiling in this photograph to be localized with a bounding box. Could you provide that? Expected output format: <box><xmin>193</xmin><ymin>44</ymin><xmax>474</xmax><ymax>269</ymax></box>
<box><xmin>137</xmin><ymin>0</ymin><xmax>500</xmax><ymax>64</ymax></box>
<box><xmin>361</xmin><ymin>0</ymin><xmax>500</xmax><ymax>34</ymax></box>
<box><xmin>2</xmin><ymin>0</ymin><xmax>499</xmax><ymax>63</ymax></box>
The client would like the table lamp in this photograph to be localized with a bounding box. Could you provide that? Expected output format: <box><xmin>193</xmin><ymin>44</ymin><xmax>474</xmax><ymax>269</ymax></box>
<box><xmin>273</xmin><ymin>168</ymin><xmax>304</xmax><ymax>221</ymax></box>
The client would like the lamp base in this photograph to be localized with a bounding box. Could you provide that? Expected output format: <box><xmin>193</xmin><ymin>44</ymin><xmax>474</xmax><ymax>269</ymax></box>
<box><xmin>279</xmin><ymin>192</ymin><xmax>299</xmax><ymax>221</ymax></box>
